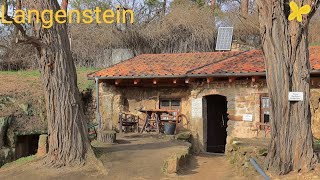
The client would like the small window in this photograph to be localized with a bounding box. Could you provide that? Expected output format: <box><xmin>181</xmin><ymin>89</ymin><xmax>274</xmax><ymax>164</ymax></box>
<box><xmin>171</xmin><ymin>100</ymin><xmax>181</xmax><ymax>107</ymax></box>
<box><xmin>260</xmin><ymin>96</ymin><xmax>270</xmax><ymax>124</ymax></box>
<box><xmin>160</xmin><ymin>100</ymin><xmax>170</xmax><ymax>107</ymax></box>
<box><xmin>160</xmin><ymin>99</ymin><xmax>181</xmax><ymax>110</ymax></box>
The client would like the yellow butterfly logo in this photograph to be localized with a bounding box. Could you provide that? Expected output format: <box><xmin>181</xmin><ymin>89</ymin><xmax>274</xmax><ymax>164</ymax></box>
<box><xmin>288</xmin><ymin>1</ymin><xmax>311</xmax><ymax>22</ymax></box>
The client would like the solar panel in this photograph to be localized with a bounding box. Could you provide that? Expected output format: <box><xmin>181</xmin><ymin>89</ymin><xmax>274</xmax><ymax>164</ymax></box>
<box><xmin>215</xmin><ymin>27</ymin><xmax>234</xmax><ymax>51</ymax></box>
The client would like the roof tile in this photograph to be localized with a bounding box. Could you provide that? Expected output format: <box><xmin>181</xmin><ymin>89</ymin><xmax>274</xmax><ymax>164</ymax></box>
<box><xmin>89</xmin><ymin>46</ymin><xmax>320</xmax><ymax>78</ymax></box>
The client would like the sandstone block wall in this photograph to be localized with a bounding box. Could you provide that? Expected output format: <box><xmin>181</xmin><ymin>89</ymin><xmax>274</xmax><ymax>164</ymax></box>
<box><xmin>98</xmin><ymin>78</ymin><xmax>320</xmax><ymax>152</ymax></box>
<box><xmin>99</xmin><ymin>83</ymin><xmax>191</xmax><ymax>131</ymax></box>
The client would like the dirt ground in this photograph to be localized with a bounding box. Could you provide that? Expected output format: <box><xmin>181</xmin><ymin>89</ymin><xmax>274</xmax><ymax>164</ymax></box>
<box><xmin>177</xmin><ymin>154</ymin><xmax>250</xmax><ymax>180</ymax></box>
<box><xmin>0</xmin><ymin>133</ymin><xmax>250</xmax><ymax>180</ymax></box>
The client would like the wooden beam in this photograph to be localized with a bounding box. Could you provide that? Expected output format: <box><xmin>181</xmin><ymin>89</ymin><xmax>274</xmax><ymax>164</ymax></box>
<box><xmin>153</xmin><ymin>79</ymin><xmax>158</xmax><ymax>85</ymax></box>
<box><xmin>134</xmin><ymin>79</ymin><xmax>140</xmax><ymax>85</ymax></box>
<box><xmin>207</xmin><ymin>77</ymin><xmax>214</xmax><ymax>84</ymax></box>
<box><xmin>252</xmin><ymin>76</ymin><xmax>259</xmax><ymax>83</ymax></box>
<box><xmin>173</xmin><ymin>79</ymin><xmax>177</xmax><ymax>84</ymax></box>
<box><xmin>229</xmin><ymin>77</ymin><xmax>236</xmax><ymax>83</ymax></box>
<box><xmin>115</xmin><ymin>79</ymin><xmax>122</xmax><ymax>85</ymax></box>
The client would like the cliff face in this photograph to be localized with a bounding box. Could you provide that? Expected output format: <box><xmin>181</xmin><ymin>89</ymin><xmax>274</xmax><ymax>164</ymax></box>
<box><xmin>0</xmin><ymin>69</ymin><xmax>98</xmax><ymax>166</ymax></box>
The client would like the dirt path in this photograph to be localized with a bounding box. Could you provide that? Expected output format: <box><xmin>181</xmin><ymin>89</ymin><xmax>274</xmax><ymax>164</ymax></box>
<box><xmin>94</xmin><ymin>134</ymin><xmax>189</xmax><ymax>180</ymax></box>
<box><xmin>0</xmin><ymin>134</ymin><xmax>252</xmax><ymax>180</ymax></box>
<box><xmin>177</xmin><ymin>154</ymin><xmax>251</xmax><ymax>180</ymax></box>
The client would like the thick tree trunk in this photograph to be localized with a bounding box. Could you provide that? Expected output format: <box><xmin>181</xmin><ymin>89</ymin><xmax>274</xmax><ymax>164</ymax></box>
<box><xmin>240</xmin><ymin>0</ymin><xmax>249</xmax><ymax>16</ymax></box>
<box><xmin>257</xmin><ymin>0</ymin><xmax>318</xmax><ymax>174</ymax></box>
<box><xmin>34</xmin><ymin>0</ymin><xmax>91</xmax><ymax>167</ymax></box>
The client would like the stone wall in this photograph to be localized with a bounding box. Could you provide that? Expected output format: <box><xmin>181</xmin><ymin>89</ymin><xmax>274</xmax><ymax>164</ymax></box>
<box><xmin>98</xmin><ymin>78</ymin><xmax>320</xmax><ymax>152</ymax></box>
<box><xmin>92</xmin><ymin>48</ymin><xmax>135</xmax><ymax>68</ymax></box>
<box><xmin>189</xmin><ymin>79</ymin><xmax>268</xmax><ymax>152</ymax></box>
<box><xmin>99</xmin><ymin>83</ymin><xmax>191</xmax><ymax>131</ymax></box>
<box><xmin>81</xmin><ymin>90</ymin><xmax>97</xmax><ymax>123</ymax></box>
<box><xmin>310</xmin><ymin>78</ymin><xmax>320</xmax><ymax>139</ymax></box>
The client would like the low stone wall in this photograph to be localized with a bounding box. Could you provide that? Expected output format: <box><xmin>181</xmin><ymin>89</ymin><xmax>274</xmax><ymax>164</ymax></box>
<box><xmin>225</xmin><ymin>138</ymin><xmax>268</xmax><ymax>177</ymax></box>
<box><xmin>162</xmin><ymin>141</ymin><xmax>192</xmax><ymax>174</ymax></box>
<box><xmin>162</xmin><ymin>132</ymin><xmax>193</xmax><ymax>174</ymax></box>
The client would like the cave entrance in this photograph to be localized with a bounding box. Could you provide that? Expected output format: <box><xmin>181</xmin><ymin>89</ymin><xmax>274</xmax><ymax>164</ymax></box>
<box><xmin>15</xmin><ymin>134</ymin><xmax>40</xmax><ymax>159</ymax></box>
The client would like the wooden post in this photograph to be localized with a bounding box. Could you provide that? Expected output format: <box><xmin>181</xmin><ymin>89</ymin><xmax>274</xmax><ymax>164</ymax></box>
<box><xmin>119</xmin><ymin>113</ymin><xmax>123</xmax><ymax>133</ymax></box>
<box><xmin>97</xmin><ymin>130</ymin><xmax>116</xmax><ymax>143</ymax></box>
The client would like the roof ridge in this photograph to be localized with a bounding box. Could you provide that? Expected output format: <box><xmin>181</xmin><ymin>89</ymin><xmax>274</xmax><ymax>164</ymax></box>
<box><xmin>186</xmin><ymin>50</ymin><xmax>250</xmax><ymax>74</ymax></box>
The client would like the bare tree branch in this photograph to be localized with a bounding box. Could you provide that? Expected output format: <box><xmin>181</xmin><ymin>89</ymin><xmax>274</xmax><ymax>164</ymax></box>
<box><xmin>61</xmin><ymin>0</ymin><xmax>69</xmax><ymax>11</ymax></box>
<box><xmin>1</xmin><ymin>0</ymin><xmax>44</xmax><ymax>47</ymax></box>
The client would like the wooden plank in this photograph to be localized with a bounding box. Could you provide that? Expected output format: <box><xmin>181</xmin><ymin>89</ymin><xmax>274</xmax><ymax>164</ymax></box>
<box><xmin>134</xmin><ymin>79</ymin><xmax>141</xmax><ymax>85</ymax></box>
<box><xmin>115</xmin><ymin>79</ymin><xmax>122</xmax><ymax>85</ymax></box>
<box><xmin>153</xmin><ymin>79</ymin><xmax>157</xmax><ymax>85</ymax></box>
<box><xmin>173</xmin><ymin>79</ymin><xmax>177</xmax><ymax>84</ymax></box>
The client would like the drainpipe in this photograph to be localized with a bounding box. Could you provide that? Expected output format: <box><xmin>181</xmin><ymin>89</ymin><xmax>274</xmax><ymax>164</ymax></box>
<box><xmin>95</xmin><ymin>77</ymin><xmax>101</xmax><ymax>129</ymax></box>
<box><xmin>250</xmin><ymin>158</ymin><xmax>270</xmax><ymax>180</ymax></box>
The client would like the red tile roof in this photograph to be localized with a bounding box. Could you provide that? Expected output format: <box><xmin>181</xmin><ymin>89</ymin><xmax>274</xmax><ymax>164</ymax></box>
<box><xmin>88</xmin><ymin>46</ymin><xmax>320</xmax><ymax>79</ymax></box>
<box><xmin>190</xmin><ymin>50</ymin><xmax>265</xmax><ymax>75</ymax></box>
<box><xmin>89</xmin><ymin>51</ymin><xmax>241</xmax><ymax>78</ymax></box>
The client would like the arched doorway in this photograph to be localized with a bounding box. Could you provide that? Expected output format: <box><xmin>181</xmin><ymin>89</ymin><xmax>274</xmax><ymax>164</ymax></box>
<box><xmin>205</xmin><ymin>95</ymin><xmax>228</xmax><ymax>153</ymax></box>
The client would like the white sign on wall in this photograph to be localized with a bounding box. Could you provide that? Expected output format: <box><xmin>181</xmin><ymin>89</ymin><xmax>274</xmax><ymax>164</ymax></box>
<box><xmin>288</xmin><ymin>92</ymin><xmax>304</xmax><ymax>101</ymax></box>
<box><xmin>192</xmin><ymin>98</ymin><xmax>203</xmax><ymax>119</ymax></box>
<box><xmin>243</xmin><ymin>114</ymin><xmax>253</xmax><ymax>122</ymax></box>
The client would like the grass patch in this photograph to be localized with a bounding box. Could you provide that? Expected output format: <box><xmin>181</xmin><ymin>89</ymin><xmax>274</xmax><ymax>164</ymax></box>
<box><xmin>1</xmin><ymin>155</ymin><xmax>36</xmax><ymax>168</ymax></box>
<box><xmin>0</xmin><ymin>70</ymin><xmax>40</xmax><ymax>77</ymax></box>
<box><xmin>0</xmin><ymin>67</ymin><xmax>102</xmax><ymax>91</ymax></box>
<box><xmin>76</xmin><ymin>67</ymin><xmax>103</xmax><ymax>91</ymax></box>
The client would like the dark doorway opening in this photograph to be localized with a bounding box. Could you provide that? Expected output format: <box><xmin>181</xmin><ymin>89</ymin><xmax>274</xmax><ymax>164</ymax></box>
<box><xmin>15</xmin><ymin>134</ymin><xmax>40</xmax><ymax>159</ymax></box>
<box><xmin>206</xmin><ymin>95</ymin><xmax>228</xmax><ymax>153</ymax></box>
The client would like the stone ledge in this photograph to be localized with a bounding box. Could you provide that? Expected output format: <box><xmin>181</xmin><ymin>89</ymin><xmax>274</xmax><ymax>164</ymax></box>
<box><xmin>162</xmin><ymin>142</ymin><xmax>192</xmax><ymax>174</ymax></box>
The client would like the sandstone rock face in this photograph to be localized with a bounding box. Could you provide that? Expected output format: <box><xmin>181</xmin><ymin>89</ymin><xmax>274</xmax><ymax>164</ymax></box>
<box><xmin>0</xmin><ymin>148</ymin><xmax>14</xmax><ymax>167</ymax></box>
<box><xmin>0</xmin><ymin>116</ymin><xmax>12</xmax><ymax>148</ymax></box>
<box><xmin>37</xmin><ymin>134</ymin><xmax>48</xmax><ymax>157</ymax></box>
<box><xmin>175</xmin><ymin>131</ymin><xmax>192</xmax><ymax>141</ymax></box>
<box><xmin>310</xmin><ymin>90</ymin><xmax>320</xmax><ymax>139</ymax></box>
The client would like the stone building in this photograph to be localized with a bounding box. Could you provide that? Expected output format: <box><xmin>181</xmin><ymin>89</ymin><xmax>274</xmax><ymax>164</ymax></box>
<box><xmin>88</xmin><ymin>46</ymin><xmax>320</xmax><ymax>153</ymax></box>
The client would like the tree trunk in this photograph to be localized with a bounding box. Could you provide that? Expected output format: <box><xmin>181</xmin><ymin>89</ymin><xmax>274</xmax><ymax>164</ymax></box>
<box><xmin>240</xmin><ymin>0</ymin><xmax>249</xmax><ymax>16</ymax></box>
<box><xmin>256</xmin><ymin>0</ymin><xmax>318</xmax><ymax>174</ymax></box>
<box><xmin>34</xmin><ymin>0</ymin><xmax>91</xmax><ymax>167</ymax></box>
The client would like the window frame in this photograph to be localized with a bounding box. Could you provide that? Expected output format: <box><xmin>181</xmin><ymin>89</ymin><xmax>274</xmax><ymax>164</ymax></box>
<box><xmin>260</xmin><ymin>94</ymin><xmax>270</xmax><ymax>124</ymax></box>
<box><xmin>159</xmin><ymin>98</ymin><xmax>181</xmax><ymax>110</ymax></box>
